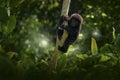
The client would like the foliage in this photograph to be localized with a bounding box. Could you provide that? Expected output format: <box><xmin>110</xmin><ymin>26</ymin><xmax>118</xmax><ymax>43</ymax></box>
<box><xmin>91</xmin><ymin>37</ymin><xmax>98</xmax><ymax>54</ymax></box>
<box><xmin>0</xmin><ymin>0</ymin><xmax>120</xmax><ymax>80</ymax></box>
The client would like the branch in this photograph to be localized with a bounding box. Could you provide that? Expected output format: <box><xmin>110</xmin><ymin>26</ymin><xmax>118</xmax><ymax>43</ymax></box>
<box><xmin>61</xmin><ymin>0</ymin><xmax>71</xmax><ymax>16</ymax></box>
<box><xmin>50</xmin><ymin>0</ymin><xmax>71</xmax><ymax>71</ymax></box>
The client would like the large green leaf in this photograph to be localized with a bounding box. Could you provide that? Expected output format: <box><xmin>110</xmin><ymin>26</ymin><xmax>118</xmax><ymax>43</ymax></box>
<box><xmin>91</xmin><ymin>37</ymin><xmax>98</xmax><ymax>54</ymax></box>
<box><xmin>4</xmin><ymin>15</ymin><xmax>16</xmax><ymax>34</ymax></box>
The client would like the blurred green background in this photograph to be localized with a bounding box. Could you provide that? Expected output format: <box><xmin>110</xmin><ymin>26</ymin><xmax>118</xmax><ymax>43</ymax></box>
<box><xmin>0</xmin><ymin>0</ymin><xmax>120</xmax><ymax>80</ymax></box>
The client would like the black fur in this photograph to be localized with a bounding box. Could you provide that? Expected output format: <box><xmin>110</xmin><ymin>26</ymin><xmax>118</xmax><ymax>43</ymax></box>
<box><xmin>57</xmin><ymin>14</ymin><xmax>83</xmax><ymax>53</ymax></box>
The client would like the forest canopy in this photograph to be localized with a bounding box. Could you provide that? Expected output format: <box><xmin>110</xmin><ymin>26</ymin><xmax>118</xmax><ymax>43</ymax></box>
<box><xmin>0</xmin><ymin>0</ymin><xmax>120</xmax><ymax>80</ymax></box>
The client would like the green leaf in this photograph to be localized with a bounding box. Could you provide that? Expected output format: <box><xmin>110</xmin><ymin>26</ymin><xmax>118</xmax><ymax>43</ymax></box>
<box><xmin>112</xmin><ymin>27</ymin><xmax>116</xmax><ymax>39</ymax></box>
<box><xmin>7</xmin><ymin>52</ymin><xmax>17</xmax><ymax>59</ymax></box>
<box><xmin>100</xmin><ymin>54</ymin><xmax>110</xmax><ymax>62</ymax></box>
<box><xmin>0</xmin><ymin>7</ymin><xmax>8</xmax><ymax>23</ymax></box>
<box><xmin>4</xmin><ymin>15</ymin><xmax>16</xmax><ymax>34</ymax></box>
<box><xmin>76</xmin><ymin>54</ymin><xmax>88</xmax><ymax>60</ymax></box>
<box><xmin>91</xmin><ymin>37</ymin><xmax>98</xmax><ymax>54</ymax></box>
<box><xmin>100</xmin><ymin>43</ymin><xmax>111</xmax><ymax>53</ymax></box>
